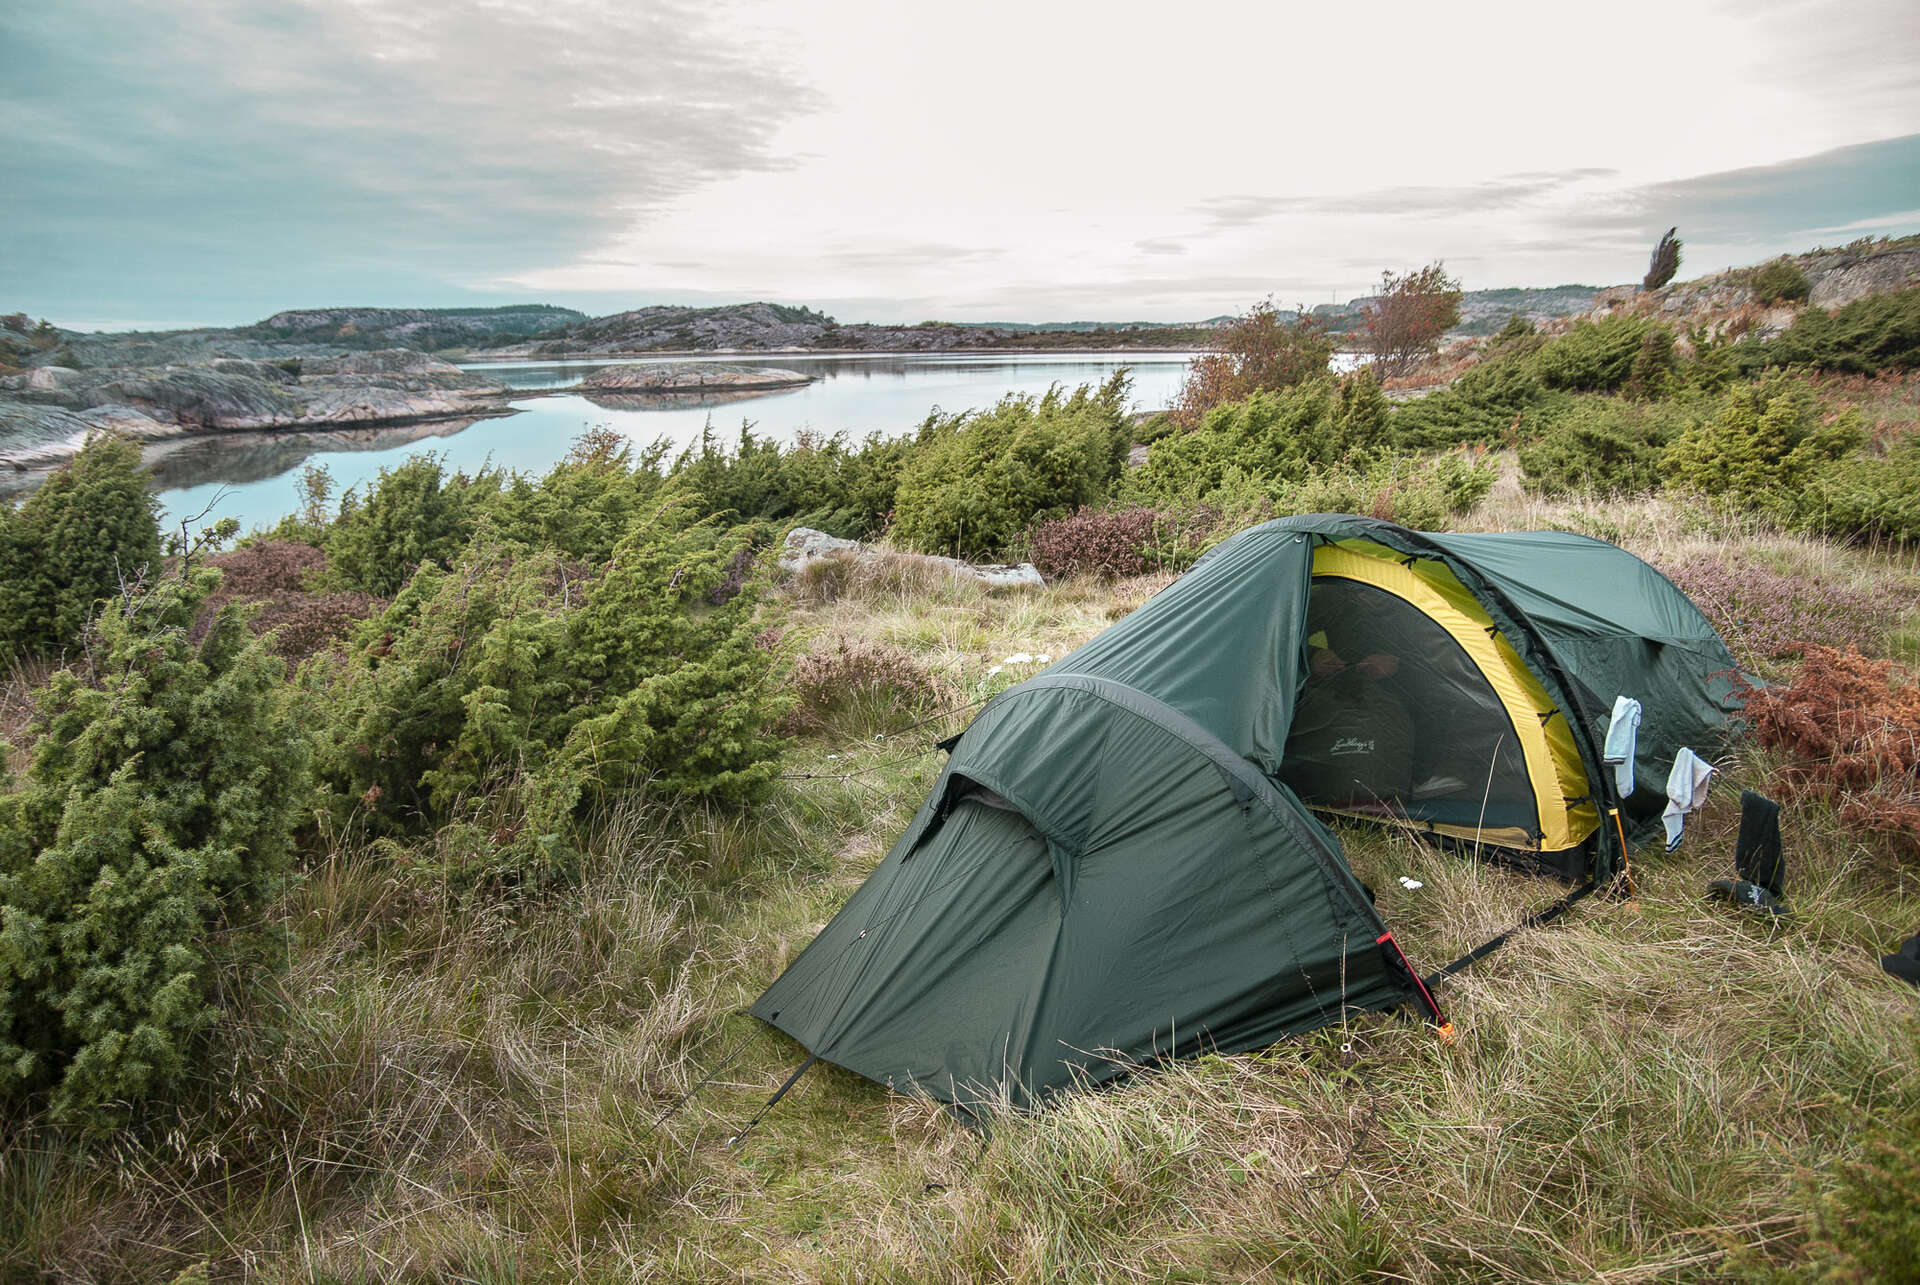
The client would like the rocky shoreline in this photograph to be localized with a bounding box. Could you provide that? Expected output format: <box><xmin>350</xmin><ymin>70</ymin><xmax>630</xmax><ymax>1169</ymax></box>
<box><xmin>0</xmin><ymin>349</ymin><xmax>516</xmax><ymax>473</ymax></box>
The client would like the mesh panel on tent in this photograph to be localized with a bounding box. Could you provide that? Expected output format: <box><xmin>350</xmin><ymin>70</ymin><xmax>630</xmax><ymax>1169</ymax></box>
<box><xmin>1277</xmin><ymin>541</ymin><xmax>1600</xmax><ymax>852</ymax></box>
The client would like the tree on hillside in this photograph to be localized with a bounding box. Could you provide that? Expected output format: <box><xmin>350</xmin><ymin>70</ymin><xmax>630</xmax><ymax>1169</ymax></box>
<box><xmin>1170</xmin><ymin>299</ymin><xmax>1332</xmax><ymax>429</ymax></box>
<box><xmin>1360</xmin><ymin>262</ymin><xmax>1463</xmax><ymax>382</ymax></box>
<box><xmin>1643</xmin><ymin>227</ymin><xmax>1683</xmax><ymax>291</ymax></box>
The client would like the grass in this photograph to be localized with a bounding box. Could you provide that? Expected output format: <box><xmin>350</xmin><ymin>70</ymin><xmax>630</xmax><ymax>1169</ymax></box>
<box><xmin>5</xmin><ymin>501</ymin><xmax>1920</xmax><ymax>1283</ymax></box>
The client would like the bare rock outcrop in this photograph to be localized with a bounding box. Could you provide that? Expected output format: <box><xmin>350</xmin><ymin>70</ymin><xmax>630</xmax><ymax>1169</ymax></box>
<box><xmin>0</xmin><ymin>350</ymin><xmax>510</xmax><ymax>469</ymax></box>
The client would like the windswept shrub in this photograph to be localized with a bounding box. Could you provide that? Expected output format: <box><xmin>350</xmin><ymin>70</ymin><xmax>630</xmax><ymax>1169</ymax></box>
<box><xmin>1663</xmin><ymin>373</ymin><xmax>1864</xmax><ymax>511</ymax></box>
<box><xmin>324</xmin><ymin>453</ymin><xmax>504</xmax><ymax>597</ymax></box>
<box><xmin>893</xmin><ymin>374</ymin><xmax>1130</xmax><ymax>560</ymax></box>
<box><xmin>1279</xmin><ymin>451</ymin><xmax>1496</xmax><ymax>531</ymax></box>
<box><xmin>1534</xmin><ymin>316</ymin><xmax>1667</xmax><ymax>393</ymax></box>
<box><xmin>1736</xmin><ymin>646</ymin><xmax>1920</xmax><ymax>858</ymax></box>
<box><xmin>1749</xmin><ymin>257</ymin><xmax>1811</xmax><ymax>306</ymax></box>
<box><xmin>780</xmin><ymin>638</ymin><xmax>952</xmax><ymax>739</ymax></box>
<box><xmin>1390</xmin><ymin>350</ymin><xmax>1546</xmax><ymax>449</ymax></box>
<box><xmin>313</xmin><ymin>500</ymin><xmax>788</xmax><ymax>883</ymax></box>
<box><xmin>490</xmin><ymin>426</ymin><xmax>670</xmax><ymax>562</ymax></box>
<box><xmin>1027</xmin><ymin>506</ymin><xmax>1165</xmax><ymax>580</ymax></box>
<box><xmin>0</xmin><ymin>567</ymin><xmax>310</xmax><ymax>1122</ymax></box>
<box><xmin>1657</xmin><ymin>555</ymin><xmax>1911</xmax><ymax>668</ymax></box>
<box><xmin>1755</xmin><ymin>285</ymin><xmax>1920</xmax><ymax>375</ymax></box>
<box><xmin>1517</xmin><ymin>398</ymin><xmax>1687</xmax><ymax>497</ymax></box>
<box><xmin>0</xmin><ymin>433</ymin><xmax>161</xmax><ymax>660</ymax></box>
<box><xmin>1128</xmin><ymin>375</ymin><xmax>1391</xmax><ymax>509</ymax></box>
<box><xmin>669</xmin><ymin>425</ymin><xmax>912</xmax><ymax>540</ymax></box>
<box><xmin>1793</xmin><ymin>432</ymin><xmax>1920</xmax><ymax>544</ymax></box>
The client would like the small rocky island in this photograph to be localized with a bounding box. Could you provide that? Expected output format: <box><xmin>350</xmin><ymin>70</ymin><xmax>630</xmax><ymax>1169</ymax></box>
<box><xmin>578</xmin><ymin>362</ymin><xmax>811</xmax><ymax>392</ymax></box>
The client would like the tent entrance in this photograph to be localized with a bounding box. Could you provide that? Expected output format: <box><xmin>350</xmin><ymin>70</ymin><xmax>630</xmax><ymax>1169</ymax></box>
<box><xmin>1276</xmin><ymin>541</ymin><xmax>1600</xmax><ymax>853</ymax></box>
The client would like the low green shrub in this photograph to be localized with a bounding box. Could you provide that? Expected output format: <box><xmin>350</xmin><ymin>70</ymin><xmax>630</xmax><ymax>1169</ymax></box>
<box><xmin>312</xmin><ymin>499</ymin><xmax>788</xmax><ymax>884</ymax></box>
<box><xmin>1793</xmin><ymin>432</ymin><xmax>1920</xmax><ymax>544</ymax></box>
<box><xmin>0</xmin><ymin>568</ymin><xmax>310</xmax><ymax>1123</ymax></box>
<box><xmin>1517</xmin><ymin>398</ymin><xmax>1688</xmax><ymax>497</ymax></box>
<box><xmin>1662</xmin><ymin>373</ymin><xmax>1863</xmax><ymax>511</ymax></box>
<box><xmin>1534</xmin><ymin>315</ymin><xmax>1668</xmax><ymax>393</ymax></box>
<box><xmin>1752</xmin><ymin>285</ymin><xmax>1920</xmax><ymax>374</ymax></box>
<box><xmin>1278</xmin><ymin>451</ymin><xmax>1496</xmax><ymax>530</ymax></box>
<box><xmin>1128</xmin><ymin>375</ymin><xmax>1391</xmax><ymax>508</ymax></box>
<box><xmin>893</xmin><ymin>374</ymin><xmax>1130</xmax><ymax>560</ymax></box>
<box><xmin>1390</xmin><ymin>351</ymin><xmax>1545</xmax><ymax>449</ymax></box>
<box><xmin>667</xmin><ymin>424</ymin><xmax>913</xmax><ymax>541</ymax></box>
<box><xmin>0</xmin><ymin>433</ymin><xmax>161</xmax><ymax>660</ymax></box>
<box><xmin>324</xmin><ymin>454</ymin><xmax>504</xmax><ymax>597</ymax></box>
<box><xmin>1749</xmin><ymin>257</ymin><xmax>1811</xmax><ymax>305</ymax></box>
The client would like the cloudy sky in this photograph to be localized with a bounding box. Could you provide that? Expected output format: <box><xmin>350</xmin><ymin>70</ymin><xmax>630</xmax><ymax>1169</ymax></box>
<box><xmin>4</xmin><ymin>0</ymin><xmax>1918</xmax><ymax>329</ymax></box>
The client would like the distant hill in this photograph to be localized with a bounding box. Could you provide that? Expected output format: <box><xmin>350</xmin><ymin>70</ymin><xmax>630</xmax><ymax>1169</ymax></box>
<box><xmin>34</xmin><ymin>305</ymin><xmax>592</xmax><ymax>369</ymax></box>
<box><xmin>474</xmin><ymin>301</ymin><xmax>1209</xmax><ymax>357</ymax></box>
<box><xmin>1310</xmin><ymin>285</ymin><xmax>1604</xmax><ymax>338</ymax></box>
<box><xmin>243</xmin><ymin>305</ymin><xmax>590</xmax><ymax>350</ymax></box>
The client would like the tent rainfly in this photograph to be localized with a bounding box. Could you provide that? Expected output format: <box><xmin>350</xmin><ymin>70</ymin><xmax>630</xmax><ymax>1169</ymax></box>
<box><xmin>753</xmin><ymin>515</ymin><xmax>1746</xmax><ymax>1114</ymax></box>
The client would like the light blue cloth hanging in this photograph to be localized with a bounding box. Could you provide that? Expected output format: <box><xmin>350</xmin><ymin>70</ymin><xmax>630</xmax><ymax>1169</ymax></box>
<box><xmin>1603</xmin><ymin>695</ymin><xmax>1642</xmax><ymax>798</ymax></box>
<box><xmin>1662</xmin><ymin>748</ymin><xmax>1714</xmax><ymax>851</ymax></box>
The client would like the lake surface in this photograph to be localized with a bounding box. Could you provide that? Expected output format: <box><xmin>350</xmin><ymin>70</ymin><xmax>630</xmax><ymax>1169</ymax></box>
<box><xmin>151</xmin><ymin>351</ymin><xmax>1194</xmax><ymax>533</ymax></box>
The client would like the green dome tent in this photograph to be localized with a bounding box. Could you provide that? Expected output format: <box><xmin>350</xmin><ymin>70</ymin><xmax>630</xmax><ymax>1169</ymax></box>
<box><xmin>753</xmin><ymin>515</ymin><xmax>1745</xmax><ymax>1114</ymax></box>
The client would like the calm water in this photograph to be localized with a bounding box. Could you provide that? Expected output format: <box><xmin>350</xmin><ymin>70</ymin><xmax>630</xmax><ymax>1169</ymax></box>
<box><xmin>151</xmin><ymin>351</ymin><xmax>1194</xmax><ymax>533</ymax></box>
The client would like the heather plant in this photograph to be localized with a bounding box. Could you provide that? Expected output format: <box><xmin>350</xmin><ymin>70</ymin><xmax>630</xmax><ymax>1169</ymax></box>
<box><xmin>780</xmin><ymin>637</ymin><xmax>954</xmax><ymax>740</ymax></box>
<box><xmin>0</xmin><ymin>567</ymin><xmax>309</xmax><ymax>1122</ymax></box>
<box><xmin>198</xmin><ymin>540</ymin><xmax>378</xmax><ymax>659</ymax></box>
<box><xmin>1736</xmin><ymin>646</ymin><xmax>1920</xmax><ymax>859</ymax></box>
<box><xmin>1662</xmin><ymin>373</ymin><xmax>1864</xmax><ymax>511</ymax></box>
<box><xmin>0</xmin><ymin>433</ymin><xmax>161</xmax><ymax>660</ymax></box>
<box><xmin>1656</xmin><ymin>553</ymin><xmax>1911</xmax><ymax>667</ymax></box>
<box><xmin>893</xmin><ymin>375</ymin><xmax>1130</xmax><ymax>560</ymax></box>
<box><xmin>1027</xmin><ymin>506</ymin><xmax>1168</xmax><ymax>580</ymax></box>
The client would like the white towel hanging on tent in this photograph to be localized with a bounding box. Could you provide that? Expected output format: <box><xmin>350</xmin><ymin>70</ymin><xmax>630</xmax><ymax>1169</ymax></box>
<box><xmin>1662</xmin><ymin>748</ymin><xmax>1714</xmax><ymax>851</ymax></box>
<box><xmin>1603</xmin><ymin>696</ymin><xmax>1642</xmax><ymax>798</ymax></box>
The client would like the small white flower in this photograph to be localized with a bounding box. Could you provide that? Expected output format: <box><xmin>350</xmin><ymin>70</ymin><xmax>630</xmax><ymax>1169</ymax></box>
<box><xmin>1004</xmin><ymin>652</ymin><xmax>1033</xmax><ymax>665</ymax></box>
<box><xmin>1036</xmin><ymin>653</ymin><xmax>1052</xmax><ymax>664</ymax></box>
<box><xmin>987</xmin><ymin>665</ymin><xmax>1003</xmax><ymax>676</ymax></box>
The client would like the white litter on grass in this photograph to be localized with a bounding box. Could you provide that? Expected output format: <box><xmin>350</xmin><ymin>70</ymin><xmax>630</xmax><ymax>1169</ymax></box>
<box><xmin>1397</xmin><ymin>876</ymin><xmax>1424</xmax><ymax>891</ymax></box>
<box><xmin>1003</xmin><ymin>652</ymin><xmax>1034</xmax><ymax>665</ymax></box>
<box><xmin>1036</xmin><ymin>653</ymin><xmax>1052</xmax><ymax>664</ymax></box>
<box><xmin>986</xmin><ymin>665</ymin><xmax>1003</xmax><ymax>676</ymax></box>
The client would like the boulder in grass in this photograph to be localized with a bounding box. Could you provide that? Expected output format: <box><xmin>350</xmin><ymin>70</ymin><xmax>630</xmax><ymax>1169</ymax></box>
<box><xmin>778</xmin><ymin>526</ymin><xmax>1044</xmax><ymax>590</ymax></box>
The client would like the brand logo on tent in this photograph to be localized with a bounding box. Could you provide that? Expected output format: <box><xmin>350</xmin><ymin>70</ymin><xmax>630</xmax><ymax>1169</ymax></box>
<box><xmin>1330</xmin><ymin>736</ymin><xmax>1376</xmax><ymax>757</ymax></box>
